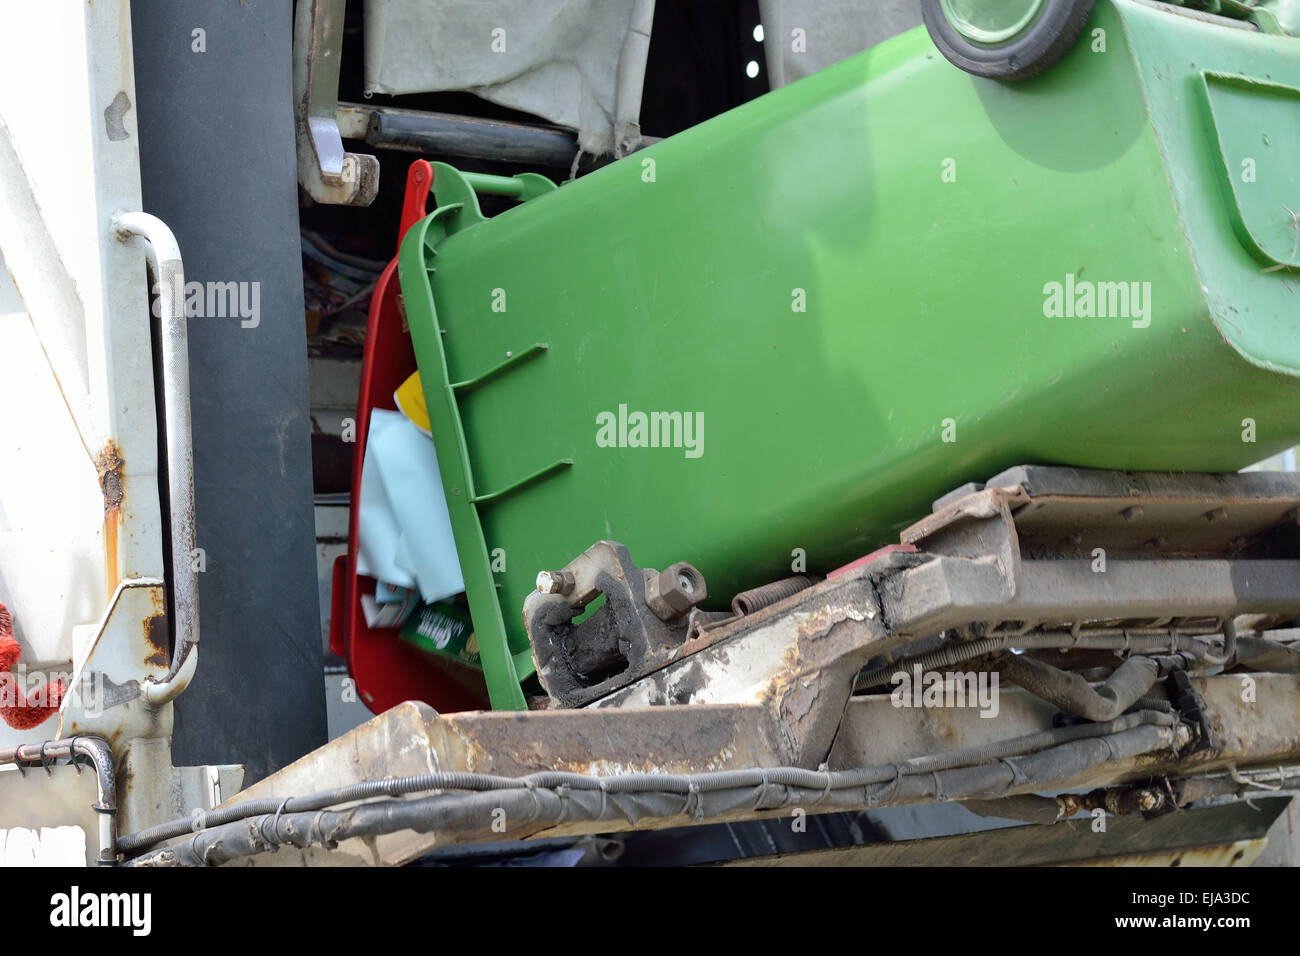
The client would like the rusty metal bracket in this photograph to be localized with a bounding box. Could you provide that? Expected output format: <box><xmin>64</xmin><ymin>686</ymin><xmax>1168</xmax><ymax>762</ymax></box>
<box><xmin>524</xmin><ymin>541</ymin><xmax>708</xmax><ymax>707</ymax></box>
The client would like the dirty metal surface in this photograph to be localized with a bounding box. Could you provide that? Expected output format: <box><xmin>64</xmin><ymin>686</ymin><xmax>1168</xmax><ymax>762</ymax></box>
<box><xmin>430</xmin><ymin>702</ymin><xmax>781</xmax><ymax>777</ymax></box>
<box><xmin>0</xmin><ymin>580</ymin><xmax>173</xmax><ymax>754</ymax></box>
<box><xmin>595</xmin><ymin>566</ymin><xmax>896</xmax><ymax>767</ymax></box>
<box><xmin>207</xmin><ymin>700</ymin><xmax>786</xmax><ymax>865</ymax></box>
<box><xmin>210</xmin><ymin>702</ymin><xmax>449</xmax><ymax>866</ymax></box>
<box><xmin>210</xmin><ymin>466</ymin><xmax>1300</xmax><ymax>864</ymax></box>
<box><xmin>941</xmin><ymin>465</ymin><xmax>1300</xmax><ymax>558</ymax></box>
<box><xmin>30</xmin><ymin>578</ymin><xmax>241</xmax><ymax>840</ymax></box>
<box><xmin>1066</xmin><ymin>841</ymin><xmax>1268</xmax><ymax>868</ymax></box>
<box><xmin>574</xmin><ymin>467</ymin><xmax>1300</xmax><ymax>771</ymax></box>
<box><xmin>96</xmin><ymin>440</ymin><xmax>126</xmax><ymax>597</ymax></box>
<box><xmin>114</xmin><ymin>736</ymin><xmax>243</xmax><ymax>844</ymax></box>
<box><xmin>832</xmin><ymin>674</ymin><xmax>1300</xmax><ymax>789</ymax></box>
<box><xmin>205</xmin><ymin>671</ymin><xmax>1300</xmax><ymax>865</ymax></box>
<box><xmin>877</xmin><ymin>469</ymin><xmax>1300</xmax><ymax>640</ymax></box>
<box><xmin>717</xmin><ymin>796</ymin><xmax>1289</xmax><ymax>867</ymax></box>
<box><xmin>936</xmin><ymin>466</ymin><xmax>1300</xmax><ymax>511</ymax></box>
<box><xmin>883</xmin><ymin>557</ymin><xmax>1300</xmax><ymax>639</ymax></box>
<box><xmin>525</xmin><ymin>541</ymin><xmax>708</xmax><ymax>707</ymax></box>
<box><xmin>556</xmin><ymin>467</ymin><xmax>1300</xmax><ymax>735</ymax></box>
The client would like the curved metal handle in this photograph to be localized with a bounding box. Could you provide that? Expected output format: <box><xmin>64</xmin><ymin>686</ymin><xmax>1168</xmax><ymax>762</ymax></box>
<box><xmin>111</xmin><ymin>211</ymin><xmax>199</xmax><ymax>705</ymax></box>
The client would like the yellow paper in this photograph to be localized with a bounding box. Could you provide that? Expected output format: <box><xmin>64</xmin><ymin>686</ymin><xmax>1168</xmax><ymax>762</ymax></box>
<box><xmin>393</xmin><ymin>371</ymin><xmax>431</xmax><ymax>436</ymax></box>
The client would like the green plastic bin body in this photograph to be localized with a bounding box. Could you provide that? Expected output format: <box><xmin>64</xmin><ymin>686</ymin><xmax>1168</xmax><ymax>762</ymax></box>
<box><xmin>400</xmin><ymin>0</ymin><xmax>1300</xmax><ymax>710</ymax></box>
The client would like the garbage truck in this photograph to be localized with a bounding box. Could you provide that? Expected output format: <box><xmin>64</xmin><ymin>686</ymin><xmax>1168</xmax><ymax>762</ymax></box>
<box><xmin>3</xmin><ymin>0</ymin><xmax>1300</xmax><ymax>869</ymax></box>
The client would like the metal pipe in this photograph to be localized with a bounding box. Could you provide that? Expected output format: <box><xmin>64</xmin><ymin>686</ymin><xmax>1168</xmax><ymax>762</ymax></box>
<box><xmin>1203</xmin><ymin>617</ymin><xmax>1239</xmax><ymax>667</ymax></box>
<box><xmin>111</xmin><ymin>212</ymin><xmax>199</xmax><ymax>703</ymax></box>
<box><xmin>0</xmin><ymin>735</ymin><xmax>118</xmax><ymax>864</ymax></box>
<box><xmin>362</xmin><ymin>106</ymin><xmax>584</xmax><ymax>167</ymax></box>
<box><xmin>141</xmin><ymin>644</ymin><xmax>199</xmax><ymax>707</ymax></box>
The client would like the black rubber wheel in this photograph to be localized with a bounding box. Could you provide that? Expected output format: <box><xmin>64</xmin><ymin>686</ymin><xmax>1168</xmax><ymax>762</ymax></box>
<box><xmin>921</xmin><ymin>0</ymin><xmax>1095</xmax><ymax>81</ymax></box>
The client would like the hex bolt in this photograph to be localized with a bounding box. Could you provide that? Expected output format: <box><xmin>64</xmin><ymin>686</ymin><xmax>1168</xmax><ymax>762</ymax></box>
<box><xmin>645</xmin><ymin>562</ymin><xmax>707</xmax><ymax>622</ymax></box>
<box><xmin>536</xmin><ymin>570</ymin><xmax>575</xmax><ymax>596</ymax></box>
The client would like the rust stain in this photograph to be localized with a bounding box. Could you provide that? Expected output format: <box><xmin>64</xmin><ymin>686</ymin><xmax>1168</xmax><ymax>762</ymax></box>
<box><xmin>96</xmin><ymin>440</ymin><xmax>124</xmax><ymax>596</ymax></box>
<box><xmin>143</xmin><ymin>613</ymin><xmax>169</xmax><ymax>669</ymax></box>
<box><xmin>114</xmin><ymin>746</ymin><xmax>133</xmax><ymax>796</ymax></box>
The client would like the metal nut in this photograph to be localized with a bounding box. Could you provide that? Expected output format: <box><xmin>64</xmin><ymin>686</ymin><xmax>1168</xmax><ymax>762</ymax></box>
<box><xmin>644</xmin><ymin>562</ymin><xmax>707</xmax><ymax>622</ymax></box>
<box><xmin>536</xmin><ymin>570</ymin><xmax>575</xmax><ymax>596</ymax></box>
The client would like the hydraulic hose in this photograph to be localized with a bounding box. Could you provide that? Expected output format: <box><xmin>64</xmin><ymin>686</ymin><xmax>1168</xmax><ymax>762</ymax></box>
<box><xmin>997</xmin><ymin>653</ymin><xmax>1163</xmax><ymax>723</ymax></box>
<box><xmin>1234</xmin><ymin>634</ymin><xmax>1300</xmax><ymax>672</ymax></box>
